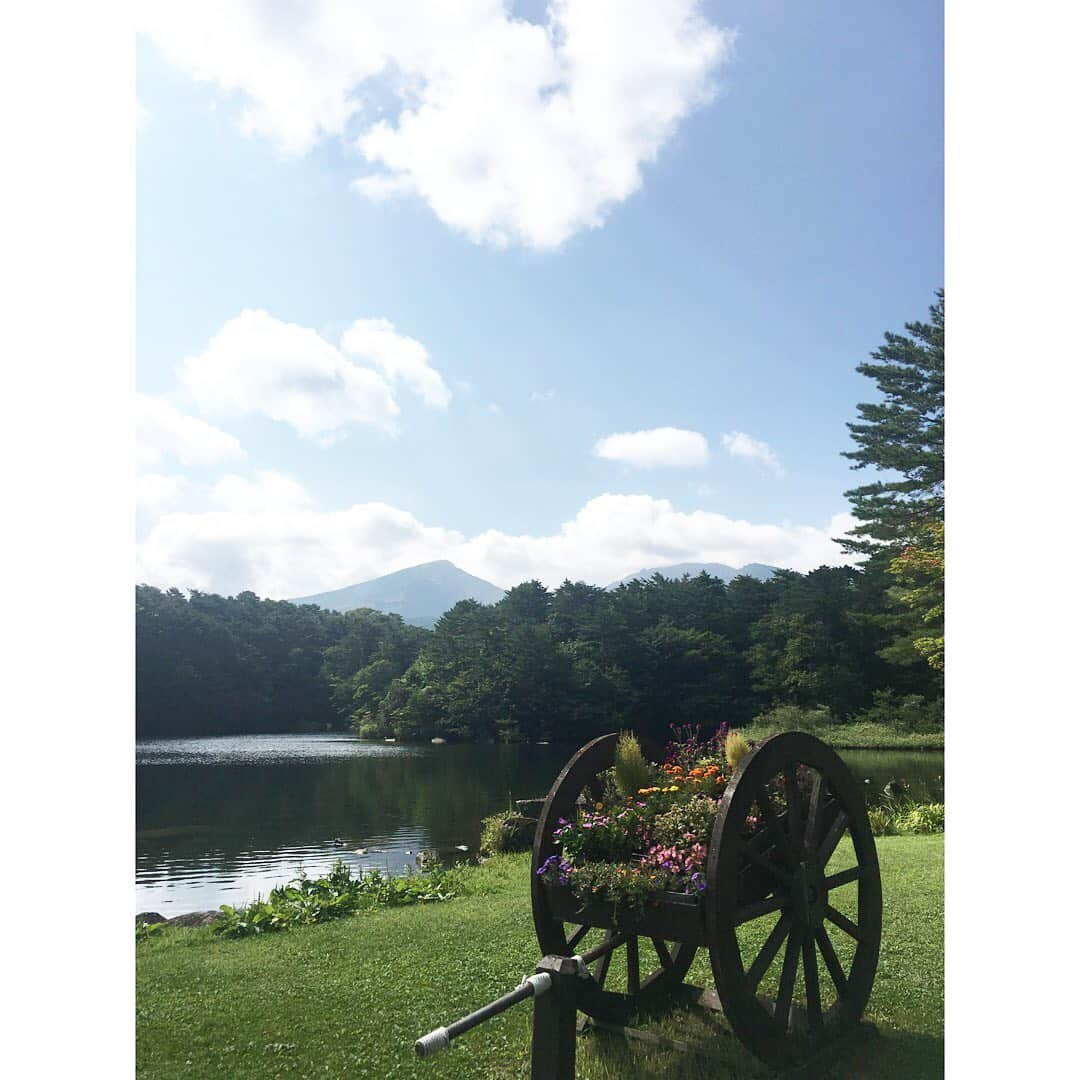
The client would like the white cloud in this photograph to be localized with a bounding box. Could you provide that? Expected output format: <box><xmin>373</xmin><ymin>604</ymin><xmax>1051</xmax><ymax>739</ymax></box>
<box><xmin>136</xmin><ymin>473</ymin><xmax>186</xmax><ymax>516</ymax></box>
<box><xmin>594</xmin><ymin>427</ymin><xmax>708</xmax><ymax>468</ymax></box>
<box><xmin>531</xmin><ymin>389</ymin><xmax>556</xmax><ymax>403</ymax></box>
<box><xmin>340</xmin><ymin>317</ymin><xmax>451</xmax><ymax>408</ymax></box>
<box><xmin>136</xmin><ymin>392</ymin><xmax>245</xmax><ymax>468</ymax></box>
<box><xmin>140</xmin><ymin>1</ymin><xmax>732</xmax><ymax>249</ymax></box>
<box><xmin>138</xmin><ymin>484</ymin><xmax>855</xmax><ymax>597</ymax></box>
<box><xmin>137</xmin><ymin>495</ymin><xmax>465</xmax><ymax>599</ymax></box>
<box><xmin>136</xmin><ymin>98</ymin><xmax>151</xmax><ymax>132</ymax></box>
<box><xmin>208</xmin><ymin>470</ymin><xmax>313</xmax><ymax>513</ymax></box>
<box><xmin>721</xmin><ymin>431</ymin><xmax>784</xmax><ymax>475</ymax></box>
<box><xmin>179</xmin><ymin>309</ymin><xmax>404</xmax><ymax>443</ymax></box>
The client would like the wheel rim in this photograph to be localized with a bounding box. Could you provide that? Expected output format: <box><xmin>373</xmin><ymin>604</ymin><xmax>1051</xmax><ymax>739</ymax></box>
<box><xmin>706</xmin><ymin>732</ymin><xmax>882</xmax><ymax>1067</ymax></box>
<box><xmin>531</xmin><ymin>733</ymin><xmax>698</xmax><ymax>1024</ymax></box>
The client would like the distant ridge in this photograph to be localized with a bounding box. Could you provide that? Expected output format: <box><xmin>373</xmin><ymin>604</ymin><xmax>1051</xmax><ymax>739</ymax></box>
<box><xmin>608</xmin><ymin>562</ymin><xmax>779</xmax><ymax>589</ymax></box>
<box><xmin>290</xmin><ymin>560</ymin><xmax>505</xmax><ymax>628</ymax></box>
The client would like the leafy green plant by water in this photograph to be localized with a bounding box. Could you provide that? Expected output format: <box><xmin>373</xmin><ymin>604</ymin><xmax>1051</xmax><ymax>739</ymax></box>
<box><xmin>479</xmin><ymin>809</ymin><xmax>534</xmax><ymax>855</ymax></box>
<box><xmin>136</xmin><ymin>920</ymin><xmax>164</xmax><ymax>943</ymax></box>
<box><xmin>868</xmin><ymin>799</ymin><xmax>945</xmax><ymax>836</ymax></box>
<box><xmin>212</xmin><ymin>859</ymin><xmax>460</xmax><ymax>939</ymax></box>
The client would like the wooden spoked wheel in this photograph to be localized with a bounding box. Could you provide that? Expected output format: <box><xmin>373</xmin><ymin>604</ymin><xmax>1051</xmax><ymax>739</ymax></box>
<box><xmin>531</xmin><ymin>734</ymin><xmax>697</xmax><ymax>1024</ymax></box>
<box><xmin>706</xmin><ymin>732</ymin><xmax>882</xmax><ymax>1068</ymax></box>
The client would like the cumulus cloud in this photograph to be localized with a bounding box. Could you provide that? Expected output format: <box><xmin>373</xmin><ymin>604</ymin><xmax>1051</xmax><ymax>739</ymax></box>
<box><xmin>178</xmin><ymin>309</ymin><xmax>455</xmax><ymax>443</ymax></box>
<box><xmin>136</xmin><ymin>473</ymin><xmax>186</xmax><ymax>516</ymax></box>
<box><xmin>137</xmin><ymin>496</ymin><xmax>465</xmax><ymax>600</ymax></box>
<box><xmin>136</xmin><ymin>392</ymin><xmax>245</xmax><ymax>469</ymax></box>
<box><xmin>138</xmin><ymin>484</ymin><xmax>855</xmax><ymax>597</ymax></box>
<box><xmin>208</xmin><ymin>470</ymin><xmax>313</xmax><ymax>514</ymax></box>
<box><xmin>594</xmin><ymin>427</ymin><xmax>709</xmax><ymax>468</ymax></box>
<box><xmin>721</xmin><ymin>431</ymin><xmax>784</xmax><ymax>474</ymax></box>
<box><xmin>340</xmin><ymin>317</ymin><xmax>451</xmax><ymax>408</ymax></box>
<box><xmin>140</xmin><ymin>1</ymin><xmax>732</xmax><ymax>249</ymax></box>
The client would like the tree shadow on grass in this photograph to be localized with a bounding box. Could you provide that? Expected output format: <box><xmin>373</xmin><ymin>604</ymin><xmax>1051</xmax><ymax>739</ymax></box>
<box><xmin>575</xmin><ymin>1005</ymin><xmax>942</xmax><ymax>1080</ymax></box>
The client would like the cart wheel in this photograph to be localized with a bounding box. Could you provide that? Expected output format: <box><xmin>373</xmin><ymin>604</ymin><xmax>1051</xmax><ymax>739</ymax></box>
<box><xmin>706</xmin><ymin>732</ymin><xmax>882</xmax><ymax>1068</ymax></box>
<box><xmin>531</xmin><ymin>733</ymin><xmax>697</xmax><ymax>1024</ymax></box>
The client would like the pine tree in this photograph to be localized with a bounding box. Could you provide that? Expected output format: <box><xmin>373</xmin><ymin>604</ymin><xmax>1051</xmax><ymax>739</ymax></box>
<box><xmin>842</xmin><ymin>290</ymin><xmax>944</xmax><ymax>555</ymax></box>
<box><xmin>841</xmin><ymin>291</ymin><xmax>944</xmax><ymax>680</ymax></box>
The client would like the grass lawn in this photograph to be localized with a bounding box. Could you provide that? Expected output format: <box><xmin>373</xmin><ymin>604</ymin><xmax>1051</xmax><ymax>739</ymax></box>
<box><xmin>137</xmin><ymin>836</ymin><xmax>943</xmax><ymax>1079</ymax></box>
<box><xmin>740</xmin><ymin>722</ymin><xmax>944</xmax><ymax>751</ymax></box>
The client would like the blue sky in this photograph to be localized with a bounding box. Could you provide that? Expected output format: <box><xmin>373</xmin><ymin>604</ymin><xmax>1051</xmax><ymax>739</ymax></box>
<box><xmin>135</xmin><ymin>0</ymin><xmax>942</xmax><ymax>596</ymax></box>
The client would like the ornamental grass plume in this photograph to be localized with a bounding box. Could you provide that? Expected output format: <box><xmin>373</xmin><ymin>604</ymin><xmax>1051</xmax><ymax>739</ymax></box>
<box><xmin>725</xmin><ymin>729</ymin><xmax>751</xmax><ymax>771</ymax></box>
<box><xmin>614</xmin><ymin>732</ymin><xmax>654</xmax><ymax>798</ymax></box>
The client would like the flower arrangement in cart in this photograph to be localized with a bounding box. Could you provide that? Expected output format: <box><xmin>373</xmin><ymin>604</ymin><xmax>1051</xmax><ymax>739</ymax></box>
<box><xmin>537</xmin><ymin>724</ymin><xmax>768</xmax><ymax>911</ymax></box>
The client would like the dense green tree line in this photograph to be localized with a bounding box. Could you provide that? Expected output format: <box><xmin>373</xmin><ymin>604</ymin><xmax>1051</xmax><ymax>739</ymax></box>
<box><xmin>136</xmin><ymin>293</ymin><xmax>944</xmax><ymax>742</ymax></box>
<box><xmin>136</xmin><ymin>587</ymin><xmax>427</xmax><ymax>737</ymax></box>
<box><xmin>354</xmin><ymin>565</ymin><xmax>941</xmax><ymax>742</ymax></box>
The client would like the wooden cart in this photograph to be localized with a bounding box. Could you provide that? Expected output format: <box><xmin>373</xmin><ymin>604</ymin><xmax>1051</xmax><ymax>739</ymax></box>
<box><xmin>531</xmin><ymin>731</ymin><xmax>882</xmax><ymax>1069</ymax></box>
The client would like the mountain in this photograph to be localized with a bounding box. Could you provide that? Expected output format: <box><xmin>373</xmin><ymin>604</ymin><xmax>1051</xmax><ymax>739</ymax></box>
<box><xmin>607</xmin><ymin>562</ymin><xmax>779</xmax><ymax>589</ymax></box>
<box><xmin>290</xmin><ymin>561</ymin><xmax>505</xmax><ymax>627</ymax></box>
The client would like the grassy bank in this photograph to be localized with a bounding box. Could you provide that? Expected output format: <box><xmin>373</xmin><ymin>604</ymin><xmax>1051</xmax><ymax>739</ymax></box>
<box><xmin>137</xmin><ymin>837</ymin><xmax>943</xmax><ymax>1079</ymax></box>
<box><xmin>741</xmin><ymin>721</ymin><xmax>944</xmax><ymax>751</ymax></box>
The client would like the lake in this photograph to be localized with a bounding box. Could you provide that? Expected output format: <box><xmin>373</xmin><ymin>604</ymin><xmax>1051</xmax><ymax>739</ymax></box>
<box><xmin>136</xmin><ymin>733</ymin><xmax>944</xmax><ymax>914</ymax></box>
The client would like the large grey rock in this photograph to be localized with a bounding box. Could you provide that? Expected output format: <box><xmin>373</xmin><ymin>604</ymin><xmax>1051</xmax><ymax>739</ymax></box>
<box><xmin>166</xmin><ymin>910</ymin><xmax>225</xmax><ymax>928</ymax></box>
<box><xmin>515</xmin><ymin>798</ymin><xmax>546</xmax><ymax>817</ymax></box>
<box><xmin>136</xmin><ymin>912</ymin><xmax>166</xmax><ymax>926</ymax></box>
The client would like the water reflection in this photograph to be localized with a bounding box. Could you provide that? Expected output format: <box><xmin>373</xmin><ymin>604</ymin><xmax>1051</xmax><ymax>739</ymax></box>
<box><xmin>136</xmin><ymin>733</ymin><xmax>943</xmax><ymax>913</ymax></box>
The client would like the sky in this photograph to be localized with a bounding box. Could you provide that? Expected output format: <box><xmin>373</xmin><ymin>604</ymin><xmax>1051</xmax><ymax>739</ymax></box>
<box><xmin>135</xmin><ymin>0</ymin><xmax>943</xmax><ymax>597</ymax></box>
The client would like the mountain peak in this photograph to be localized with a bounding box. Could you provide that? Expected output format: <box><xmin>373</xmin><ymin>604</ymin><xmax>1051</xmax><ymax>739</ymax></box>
<box><xmin>289</xmin><ymin>562</ymin><xmax>505</xmax><ymax>627</ymax></box>
<box><xmin>607</xmin><ymin>562</ymin><xmax>779</xmax><ymax>589</ymax></box>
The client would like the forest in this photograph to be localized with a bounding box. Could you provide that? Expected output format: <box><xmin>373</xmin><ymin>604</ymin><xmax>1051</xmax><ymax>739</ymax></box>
<box><xmin>136</xmin><ymin>293</ymin><xmax>943</xmax><ymax>742</ymax></box>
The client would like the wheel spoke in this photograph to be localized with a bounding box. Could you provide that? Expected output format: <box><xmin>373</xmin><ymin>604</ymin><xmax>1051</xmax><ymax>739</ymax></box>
<box><xmin>741</xmin><ymin>836</ymin><xmax>793</xmax><ymax>888</ymax></box>
<box><xmin>735</xmin><ymin>892</ymin><xmax>787</xmax><ymax>926</ymax></box>
<box><xmin>824</xmin><ymin>865</ymin><xmax>861</xmax><ymax>891</ymax></box>
<box><xmin>756</xmin><ymin>786</ymin><xmax>793</xmax><ymax>864</ymax></box>
<box><xmin>565</xmin><ymin>922</ymin><xmax>590</xmax><ymax>950</ymax></box>
<box><xmin>815</xmin><ymin>924</ymin><xmax>848</xmax><ymax>996</ymax></box>
<box><xmin>818</xmin><ymin>808</ymin><xmax>850</xmax><ymax>865</ymax></box>
<box><xmin>626</xmin><ymin>935</ymin><xmax>640</xmax><ymax>996</ymax></box>
<box><xmin>802</xmin><ymin>932</ymin><xmax>822</xmax><ymax>1033</ymax></box>
<box><xmin>825</xmin><ymin>904</ymin><xmax>864</xmax><ymax>943</ymax></box>
<box><xmin>774</xmin><ymin>925</ymin><xmax>802</xmax><ymax>1031</ymax></box>
<box><xmin>745</xmin><ymin>914</ymin><xmax>791</xmax><ymax>996</ymax></box>
<box><xmin>784</xmin><ymin>766</ymin><xmax>802</xmax><ymax>854</ymax></box>
<box><xmin>651</xmin><ymin>937</ymin><xmax>673</xmax><ymax>970</ymax></box>
<box><xmin>803</xmin><ymin>772</ymin><xmax>824</xmax><ymax>858</ymax></box>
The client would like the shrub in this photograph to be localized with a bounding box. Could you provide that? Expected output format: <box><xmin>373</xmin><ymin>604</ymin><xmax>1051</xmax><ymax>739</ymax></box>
<box><xmin>479</xmin><ymin>810</ymin><xmax>535</xmax><ymax>855</ymax></box>
<box><xmin>752</xmin><ymin>704</ymin><xmax>835</xmax><ymax>733</ymax></box>
<box><xmin>900</xmin><ymin>801</ymin><xmax>945</xmax><ymax>833</ymax></box>
<box><xmin>614</xmin><ymin>732</ymin><xmax>654</xmax><ymax>798</ymax></box>
<box><xmin>868</xmin><ymin>805</ymin><xmax>897</xmax><ymax>836</ymax></box>
<box><xmin>868</xmin><ymin>800</ymin><xmax>945</xmax><ymax>836</ymax></box>
<box><xmin>724</xmin><ymin>729</ymin><xmax>751</xmax><ymax>771</ymax></box>
<box><xmin>854</xmin><ymin>690</ymin><xmax>943</xmax><ymax>733</ymax></box>
<box><xmin>354</xmin><ymin>719</ymin><xmax>382</xmax><ymax>740</ymax></box>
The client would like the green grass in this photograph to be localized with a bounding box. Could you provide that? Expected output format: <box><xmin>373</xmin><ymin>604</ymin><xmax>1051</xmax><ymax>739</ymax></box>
<box><xmin>137</xmin><ymin>837</ymin><xmax>943</xmax><ymax>1079</ymax></box>
<box><xmin>741</xmin><ymin>721</ymin><xmax>944</xmax><ymax>751</ymax></box>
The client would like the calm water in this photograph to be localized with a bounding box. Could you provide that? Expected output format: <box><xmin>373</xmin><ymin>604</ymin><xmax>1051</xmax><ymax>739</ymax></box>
<box><xmin>136</xmin><ymin>733</ymin><xmax>943</xmax><ymax>913</ymax></box>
